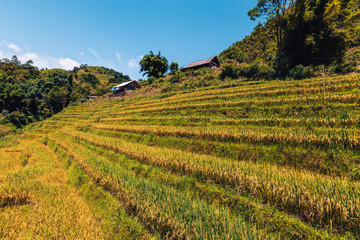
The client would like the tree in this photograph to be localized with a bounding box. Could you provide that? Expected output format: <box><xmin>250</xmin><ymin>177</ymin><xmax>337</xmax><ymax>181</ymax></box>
<box><xmin>248</xmin><ymin>0</ymin><xmax>294</xmax><ymax>51</ymax></box>
<box><xmin>139</xmin><ymin>51</ymin><xmax>168</xmax><ymax>78</ymax></box>
<box><xmin>48</xmin><ymin>86</ymin><xmax>70</xmax><ymax>112</ymax></box>
<box><xmin>80</xmin><ymin>64</ymin><xmax>88</xmax><ymax>69</ymax></box>
<box><xmin>24</xmin><ymin>60</ymin><xmax>34</xmax><ymax>67</ymax></box>
<box><xmin>80</xmin><ymin>73</ymin><xmax>100</xmax><ymax>86</ymax></box>
<box><xmin>169</xmin><ymin>62</ymin><xmax>179</xmax><ymax>73</ymax></box>
<box><xmin>248</xmin><ymin>0</ymin><xmax>295</xmax><ymax>73</ymax></box>
<box><xmin>0</xmin><ymin>57</ymin><xmax>103</xmax><ymax>128</ymax></box>
<box><xmin>283</xmin><ymin>0</ymin><xmax>347</xmax><ymax>68</ymax></box>
<box><xmin>11</xmin><ymin>55</ymin><xmax>21</xmax><ymax>65</ymax></box>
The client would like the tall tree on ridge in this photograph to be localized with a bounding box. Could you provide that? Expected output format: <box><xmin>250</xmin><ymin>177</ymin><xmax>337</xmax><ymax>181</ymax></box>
<box><xmin>139</xmin><ymin>51</ymin><xmax>168</xmax><ymax>79</ymax></box>
<box><xmin>248</xmin><ymin>0</ymin><xmax>295</xmax><ymax>74</ymax></box>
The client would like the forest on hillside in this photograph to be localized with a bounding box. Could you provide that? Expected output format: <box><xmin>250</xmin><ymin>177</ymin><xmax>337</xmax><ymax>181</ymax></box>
<box><xmin>0</xmin><ymin>57</ymin><xmax>130</xmax><ymax>128</ymax></box>
<box><xmin>220</xmin><ymin>0</ymin><xmax>360</xmax><ymax>78</ymax></box>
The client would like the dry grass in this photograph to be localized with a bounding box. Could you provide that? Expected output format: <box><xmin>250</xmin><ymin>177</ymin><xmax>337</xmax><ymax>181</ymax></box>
<box><xmin>0</xmin><ymin>140</ymin><xmax>104</xmax><ymax>239</ymax></box>
<box><xmin>2</xmin><ymin>73</ymin><xmax>360</xmax><ymax>238</ymax></box>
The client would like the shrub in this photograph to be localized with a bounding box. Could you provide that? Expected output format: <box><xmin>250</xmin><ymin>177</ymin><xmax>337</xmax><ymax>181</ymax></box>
<box><xmin>220</xmin><ymin>64</ymin><xmax>240</xmax><ymax>80</ymax></box>
<box><xmin>256</xmin><ymin>64</ymin><xmax>276</xmax><ymax>79</ymax></box>
<box><xmin>181</xmin><ymin>82</ymin><xmax>189</xmax><ymax>90</ymax></box>
<box><xmin>169</xmin><ymin>62</ymin><xmax>179</xmax><ymax>73</ymax></box>
<box><xmin>331</xmin><ymin>62</ymin><xmax>356</xmax><ymax>75</ymax></box>
<box><xmin>288</xmin><ymin>65</ymin><xmax>313</xmax><ymax>80</ymax></box>
<box><xmin>147</xmin><ymin>76</ymin><xmax>156</xmax><ymax>85</ymax></box>
<box><xmin>227</xmin><ymin>51</ymin><xmax>247</xmax><ymax>63</ymax></box>
<box><xmin>7</xmin><ymin>111</ymin><xmax>27</xmax><ymax>128</ymax></box>
<box><xmin>80</xmin><ymin>73</ymin><xmax>100</xmax><ymax>86</ymax></box>
<box><xmin>169</xmin><ymin>70</ymin><xmax>185</xmax><ymax>83</ymax></box>
<box><xmin>195</xmin><ymin>67</ymin><xmax>211</xmax><ymax>76</ymax></box>
<box><xmin>95</xmin><ymin>87</ymin><xmax>108</xmax><ymax>96</ymax></box>
<box><xmin>161</xmin><ymin>83</ymin><xmax>176</xmax><ymax>93</ymax></box>
<box><xmin>220</xmin><ymin>64</ymin><xmax>275</xmax><ymax>80</ymax></box>
<box><xmin>240</xmin><ymin>64</ymin><xmax>258</xmax><ymax>78</ymax></box>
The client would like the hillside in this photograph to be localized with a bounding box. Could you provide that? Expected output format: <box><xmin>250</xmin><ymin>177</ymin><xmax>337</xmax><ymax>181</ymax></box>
<box><xmin>0</xmin><ymin>59</ymin><xmax>130</xmax><ymax>131</ymax></box>
<box><xmin>1</xmin><ymin>72</ymin><xmax>360</xmax><ymax>238</ymax></box>
<box><xmin>219</xmin><ymin>0</ymin><xmax>360</xmax><ymax>74</ymax></box>
<box><xmin>75</xmin><ymin>66</ymin><xmax>131</xmax><ymax>88</ymax></box>
<box><xmin>1</xmin><ymin>1</ymin><xmax>360</xmax><ymax>238</ymax></box>
<box><xmin>41</xmin><ymin>65</ymin><xmax>131</xmax><ymax>96</ymax></box>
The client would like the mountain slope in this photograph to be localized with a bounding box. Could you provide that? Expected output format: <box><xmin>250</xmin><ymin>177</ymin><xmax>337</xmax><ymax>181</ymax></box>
<box><xmin>219</xmin><ymin>0</ymin><xmax>360</xmax><ymax>70</ymax></box>
<box><xmin>1</xmin><ymin>72</ymin><xmax>360</xmax><ymax>238</ymax></box>
<box><xmin>0</xmin><ymin>59</ymin><xmax>130</xmax><ymax>130</ymax></box>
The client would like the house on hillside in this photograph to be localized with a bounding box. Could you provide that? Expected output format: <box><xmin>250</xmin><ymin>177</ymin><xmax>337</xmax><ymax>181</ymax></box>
<box><xmin>110</xmin><ymin>80</ymin><xmax>141</xmax><ymax>95</ymax></box>
<box><xmin>182</xmin><ymin>56</ymin><xmax>221</xmax><ymax>71</ymax></box>
<box><xmin>87</xmin><ymin>95</ymin><xmax>97</xmax><ymax>101</ymax></box>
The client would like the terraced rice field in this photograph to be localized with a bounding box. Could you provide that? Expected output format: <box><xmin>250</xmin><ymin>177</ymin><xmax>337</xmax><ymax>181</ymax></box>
<box><xmin>2</xmin><ymin>74</ymin><xmax>360</xmax><ymax>239</ymax></box>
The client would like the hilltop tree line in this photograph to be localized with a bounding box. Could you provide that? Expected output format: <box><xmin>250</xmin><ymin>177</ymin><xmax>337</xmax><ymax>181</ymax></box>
<box><xmin>220</xmin><ymin>0</ymin><xmax>360</xmax><ymax>77</ymax></box>
<box><xmin>0</xmin><ymin>56</ymin><xmax>130</xmax><ymax>128</ymax></box>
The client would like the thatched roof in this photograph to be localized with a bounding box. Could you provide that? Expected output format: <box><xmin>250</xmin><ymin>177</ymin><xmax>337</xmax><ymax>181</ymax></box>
<box><xmin>183</xmin><ymin>56</ymin><xmax>220</xmax><ymax>70</ymax></box>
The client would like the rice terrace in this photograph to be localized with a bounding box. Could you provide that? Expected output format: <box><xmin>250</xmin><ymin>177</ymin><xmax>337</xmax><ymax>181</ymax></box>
<box><xmin>1</xmin><ymin>0</ymin><xmax>360</xmax><ymax>239</ymax></box>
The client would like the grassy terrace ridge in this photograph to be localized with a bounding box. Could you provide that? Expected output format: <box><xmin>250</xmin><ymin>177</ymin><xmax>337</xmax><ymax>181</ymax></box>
<box><xmin>2</xmin><ymin>73</ymin><xmax>360</xmax><ymax>239</ymax></box>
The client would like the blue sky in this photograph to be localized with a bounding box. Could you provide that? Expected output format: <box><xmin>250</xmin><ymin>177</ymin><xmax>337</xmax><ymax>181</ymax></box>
<box><xmin>0</xmin><ymin>0</ymin><xmax>258</xmax><ymax>79</ymax></box>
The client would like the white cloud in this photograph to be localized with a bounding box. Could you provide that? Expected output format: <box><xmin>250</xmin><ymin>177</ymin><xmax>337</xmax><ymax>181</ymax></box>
<box><xmin>8</xmin><ymin>43</ymin><xmax>21</xmax><ymax>53</ymax></box>
<box><xmin>18</xmin><ymin>52</ymin><xmax>43</xmax><ymax>65</ymax></box>
<box><xmin>80</xmin><ymin>51</ymin><xmax>84</xmax><ymax>56</ymax></box>
<box><xmin>0</xmin><ymin>50</ymin><xmax>4</xmax><ymax>58</ymax></box>
<box><xmin>16</xmin><ymin>52</ymin><xmax>79</xmax><ymax>70</ymax></box>
<box><xmin>19</xmin><ymin>52</ymin><xmax>38</xmax><ymax>60</ymax></box>
<box><xmin>89</xmin><ymin>48</ymin><xmax>100</xmax><ymax>59</ymax></box>
<box><xmin>115</xmin><ymin>52</ymin><xmax>124</xmax><ymax>65</ymax></box>
<box><xmin>126</xmin><ymin>58</ymin><xmax>138</xmax><ymax>70</ymax></box>
<box><xmin>58</xmin><ymin>58</ymin><xmax>80</xmax><ymax>70</ymax></box>
<box><xmin>126</xmin><ymin>55</ymin><xmax>144</xmax><ymax>70</ymax></box>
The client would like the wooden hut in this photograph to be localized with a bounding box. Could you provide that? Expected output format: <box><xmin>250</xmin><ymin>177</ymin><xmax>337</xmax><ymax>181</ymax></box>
<box><xmin>110</xmin><ymin>80</ymin><xmax>141</xmax><ymax>94</ymax></box>
<box><xmin>182</xmin><ymin>56</ymin><xmax>220</xmax><ymax>71</ymax></box>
